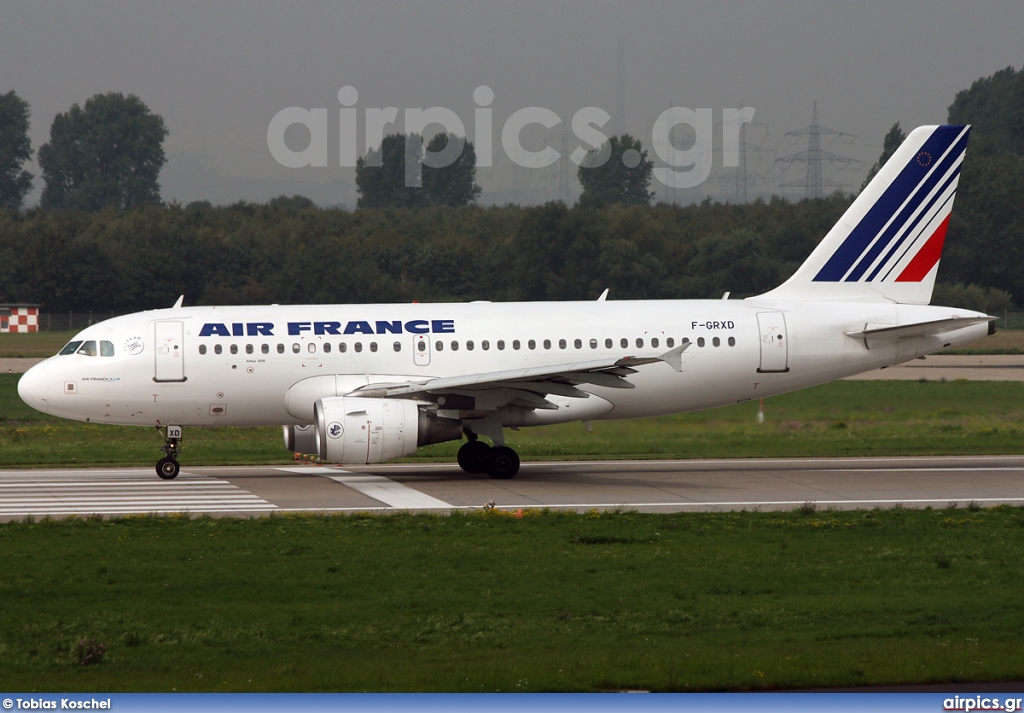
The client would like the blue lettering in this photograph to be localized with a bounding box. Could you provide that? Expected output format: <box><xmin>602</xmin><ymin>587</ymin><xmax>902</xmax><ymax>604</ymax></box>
<box><xmin>314</xmin><ymin>321</ymin><xmax>342</xmax><ymax>335</ymax></box>
<box><xmin>376</xmin><ymin>320</ymin><xmax>402</xmax><ymax>334</ymax></box>
<box><xmin>432</xmin><ymin>319</ymin><xmax>455</xmax><ymax>334</ymax></box>
<box><xmin>247</xmin><ymin>322</ymin><xmax>274</xmax><ymax>336</ymax></box>
<box><xmin>200</xmin><ymin>323</ymin><xmax>231</xmax><ymax>337</ymax></box>
<box><xmin>288</xmin><ymin>322</ymin><xmax>311</xmax><ymax>335</ymax></box>
<box><xmin>404</xmin><ymin>320</ymin><xmax>429</xmax><ymax>334</ymax></box>
<box><xmin>345</xmin><ymin>320</ymin><xmax>374</xmax><ymax>335</ymax></box>
<box><xmin>232</xmin><ymin>323</ymin><xmax>244</xmax><ymax>337</ymax></box>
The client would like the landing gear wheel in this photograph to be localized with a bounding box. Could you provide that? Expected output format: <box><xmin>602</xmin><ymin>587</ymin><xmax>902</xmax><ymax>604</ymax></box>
<box><xmin>486</xmin><ymin>446</ymin><xmax>520</xmax><ymax>479</ymax></box>
<box><xmin>458</xmin><ymin>440</ymin><xmax>491</xmax><ymax>474</ymax></box>
<box><xmin>156</xmin><ymin>457</ymin><xmax>180</xmax><ymax>480</ymax></box>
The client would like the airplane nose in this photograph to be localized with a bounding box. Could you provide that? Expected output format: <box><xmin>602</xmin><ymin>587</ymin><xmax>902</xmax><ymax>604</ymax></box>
<box><xmin>18</xmin><ymin>361</ymin><xmax>49</xmax><ymax>414</ymax></box>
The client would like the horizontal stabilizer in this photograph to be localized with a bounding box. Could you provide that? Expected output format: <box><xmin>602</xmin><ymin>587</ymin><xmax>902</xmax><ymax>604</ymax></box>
<box><xmin>845</xmin><ymin>316</ymin><xmax>994</xmax><ymax>343</ymax></box>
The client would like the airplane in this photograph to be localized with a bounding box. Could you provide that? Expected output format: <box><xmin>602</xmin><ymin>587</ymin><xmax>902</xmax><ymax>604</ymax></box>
<box><xmin>18</xmin><ymin>125</ymin><xmax>993</xmax><ymax>480</ymax></box>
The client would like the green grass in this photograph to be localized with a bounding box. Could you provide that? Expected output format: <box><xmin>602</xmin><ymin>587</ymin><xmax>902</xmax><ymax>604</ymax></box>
<box><xmin>1</xmin><ymin>509</ymin><xmax>1023</xmax><ymax>691</ymax></box>
<box><xmin>0</xmin><ymin>331</ymin><xmax>76</xmax><ymax>358</ymax></box>
<box><xmin>3</xmin><ymin>375</ymin><xmax>1024</xmax><ymax>467</ymax></box>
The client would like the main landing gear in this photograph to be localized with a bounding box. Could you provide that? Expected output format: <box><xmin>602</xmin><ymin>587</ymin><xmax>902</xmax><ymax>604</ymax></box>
<box><xmin>155</xmin><ymin>425</ymin><xmax>182</xmax><ymax>480</ymax></box>
<box><xmin>457</xmin><ymin>431</ymin><xmax>521</xmax><ymax>479</ymax></box>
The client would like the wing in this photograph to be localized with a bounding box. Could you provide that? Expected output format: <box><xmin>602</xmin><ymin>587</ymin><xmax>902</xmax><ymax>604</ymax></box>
<box><xmin>352</xmin><ymin>342</ymin><xmax>690</xmax><ymax>411</ymax></box>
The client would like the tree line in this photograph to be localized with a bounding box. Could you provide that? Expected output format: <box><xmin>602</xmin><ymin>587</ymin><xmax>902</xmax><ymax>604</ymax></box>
<box><xmin>0</xmin><ymin>196</ymin><xmax>1013</xmax><ymax>314</ymax></box>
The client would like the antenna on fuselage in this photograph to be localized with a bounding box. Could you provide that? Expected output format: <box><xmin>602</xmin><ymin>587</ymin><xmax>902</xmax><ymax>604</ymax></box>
<box><xmin>597</xmin><ymin>289</ymin><xmax>609</xmax><ymax>302</ymax></box>
<box><xmin>172</xmin><ymin>295</ymin><xmax>184</xmax><ymax>309</ymax></box>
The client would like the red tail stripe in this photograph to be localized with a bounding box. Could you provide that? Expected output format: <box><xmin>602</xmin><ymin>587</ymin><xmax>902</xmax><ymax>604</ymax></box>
<box><xmin>895</xmin><ymin>215</ymin><xmax>950</xmax><ymax>283</ymax></box>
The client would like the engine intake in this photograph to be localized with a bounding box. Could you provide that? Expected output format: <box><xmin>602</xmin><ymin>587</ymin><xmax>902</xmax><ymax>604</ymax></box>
<box><xmin>313</xmin><ymin>397</ymin><xmax>462</xmax><ymax>464</ymax></box>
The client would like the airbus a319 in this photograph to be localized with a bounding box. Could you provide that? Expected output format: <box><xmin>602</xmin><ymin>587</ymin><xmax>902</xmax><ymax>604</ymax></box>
<box><xmin>18</xmin><ymin>125</ymin><xmax>992</xmax><ymax>479</ymax></box>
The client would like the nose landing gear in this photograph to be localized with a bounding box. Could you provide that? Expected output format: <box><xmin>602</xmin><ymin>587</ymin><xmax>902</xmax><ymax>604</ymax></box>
<box><xmin>155</xmin><ymin>425</ymin><xmax>182</xmax><ymax>480</ymax></box>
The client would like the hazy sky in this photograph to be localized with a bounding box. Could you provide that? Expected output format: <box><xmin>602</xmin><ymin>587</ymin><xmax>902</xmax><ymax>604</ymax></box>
<box><xmin>3</xmin><ymin>0</ymin><xmax>1022</xmax><ymax>206</ymax></box>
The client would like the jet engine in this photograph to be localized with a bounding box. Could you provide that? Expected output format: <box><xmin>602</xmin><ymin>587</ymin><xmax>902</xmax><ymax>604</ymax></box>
<box><xmin>282</xmin><ymin>424</ymin><xmax>318</xmax><ymax>455</ymax></box>
<box><xmin>313</xmin><ymin>397</ymin><xmax>462</xmax><ymax>464</ymax></box>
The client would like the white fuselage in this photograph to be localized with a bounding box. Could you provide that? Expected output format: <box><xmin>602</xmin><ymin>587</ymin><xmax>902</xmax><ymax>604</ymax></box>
<box><xmin>17</xmin><ymin>298</ymin><xmax>990</xmax><ymax>429</ymax></box>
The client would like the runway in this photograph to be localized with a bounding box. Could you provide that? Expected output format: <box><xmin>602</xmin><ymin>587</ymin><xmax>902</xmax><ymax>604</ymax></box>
<box><xmin>3</xmin><ymin>455</ymin><xmax>1024</xmax><ymax>519</ymax></box>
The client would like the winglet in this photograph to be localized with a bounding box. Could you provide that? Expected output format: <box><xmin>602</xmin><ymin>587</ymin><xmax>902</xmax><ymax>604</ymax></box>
<box><xmin>597</xmin><ymin>288</ymin><xmax>609</xmax><ymax>302</ymax></box>
<box><xmin>658</xmin><ymin>342</ymin><xmax>691</xmax><ymax>372</ymax></box>
<box><xmin>172</xmin><ymin>295</ymin><xmax>184</xmax><ymax>309</ymax></box>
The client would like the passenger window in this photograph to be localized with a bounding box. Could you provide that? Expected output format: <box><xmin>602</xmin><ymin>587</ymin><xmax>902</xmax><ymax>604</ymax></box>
<box><xmin>528</xmin><ymin>340</ymin><xmax>536</xmax><ymax>350</ymax></box>
<box><xmin>230</xmin><ymin>344</ymin><xmax>238</xmax><ymax>355</ymax></box>
<box><xmin>394</xmin><ymin>342</ymin><xmax>402</xmax><ymax>352</ymax></box>
<box><xmin>77</xmin><ymin>341</ymin><xmax>98</xmax><ymax>356</ymax></box>
<box><xmin>245</xmin><ymin>344</ymin><xmax>253</xmax><ymax>354</ymax></box>
<box><xmin>728</xmin><ymin>336</ymin><xmax>736</xmax><ymax>347</ymax></box>
<box><xmin>636</xmin><ymin>338</ymin><xmax>644</xmax><ymax>348</ymax></box>
<box><xmin>574</xmin><ymin>339</ymin><xmax>582</xmax><ymax>349</ymax></box>
<box><xmin>697</xmin><ymin>337</ymin><xmax>706</xmax><ymax>347</ymax></box>
<box><xmin>199</xmin><ymin>344</ymin><xmax>207</xmax><ymax>355</ymax></box>
<box><xmin>620</xmin><ymin>338</ymin><xmax>628</xmax><ymax>349</ymax></box>
<box><xmin>277</xmin><ymin>343</ymin><xmax>285</xmax><ymax>354</ymax></box>
<box><xmin>435</xmin><ymin>341</ymin><xmax>443</xmax><ymax>352</ymax></box>
<box><xmin>713</xmin><ymin>337</ymin><xmax>721</xmax><ymax>347</ymax></box>
<box><xmin>497</xmin><ymin>340</ymin><xmax>505</xmax><ymax>350</ymax></box>
<box><xmin>513</xmin><ymin>340</ymin><xmax>521</xmax><ymax>350</ymax></box>
<box><xmin>324</xmin><ymin>343</ymin><xmax>332</xmax><ymax>353</ymax></box>
<box><xmin>605</xmin><ymin>338</ymin><xmax>613</xmax><ymax>349</ymax></box>
<box><xmin>308</xmin><ymin>343</ymin><xmax>316</xmax><ymax>353</ymax></box>
<box><xmin>543</xmin><ymin>339</ymin><xmax>551</xmax><ymax>350</ymax></box>
<box><xmin>667</xmin><ymin>337</ymin><xmax>675</xmax><ymax>348</ymax></box>
<box><xmin>682</xmin><ymin>337</ymin><xmax>690</xmax><ymax>344</ymax></box>
<box><xmin>370</xmin><ymin>342</ymin><xmax>378</xmax><ymax>352</ymax></box>
<box><xmin>262</xmin><ymin>344</ymin><xmax>270</xmax><ymax>354</ymax></box>
<box><xmin>292</xmin><ymin>343</ymin><xmax>300</xmax><ymax>353</ymax></box>
<box><xmin>559</xmin><ymin>339</ymin><xmax>567</xmax><ymax>349</ymax></box>
<box><xmin>215</xmin><ymin>344</ymin><xmax>223</xmax><ymax>355</ymax></box>
<box><xmin>451</xmin><ymin>341</ymin><xmax>459</xmax><ymax>351</ymax></box>
<box><xmin>100</xmin><ymin>341</ymin><xmax>114</xmax><ymax>357</ymax></box>
<box><xmin>651</xmin><ymin>338</ymin><xmax>659</xmax><ymax>348</ymax></box>
<box><xmin>590</xmin><ymin>339</ymin><xmax>598</xmax><ymax>349</ymax></box>
<box><xmin>482</xmin><ymin>340</ymin><xmax>489</xmax><ymax>351</ymax></box>
<box><xmin>339</xmin><ymin>343</ymin><xmax>347</xmax><ymax>353</ymax></box>
<box><xmin>466</xmin><ymin>340</ymin><xmax>475</xmax><ymax>351</ymax></box>
<box><xmin>354</xmin><ymin>342</ymin><xmax>363</xmax><ymax>353</ymax></box>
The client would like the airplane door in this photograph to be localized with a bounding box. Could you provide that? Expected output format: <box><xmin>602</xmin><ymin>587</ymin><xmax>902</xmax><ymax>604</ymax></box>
<box><xmin>756</xmin><ymin>312</ymin><xmax>789</xmax><ymax>373</ymax></box>
<box><xmin>413</xmin><ymin>334</ymin><xmax>431</xmax><ymax>366</ymax></box>
<box><xmin>154</xmin><ymin>321</ymin><xmax>187</xmax><ymax>382</ymax></box>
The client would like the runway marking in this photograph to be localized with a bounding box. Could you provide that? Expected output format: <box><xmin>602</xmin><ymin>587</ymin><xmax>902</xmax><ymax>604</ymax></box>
<box><xmin>278</xmin><ymin>466</ymin><xmax>453</xmax><ymax>509</ymax></box>
<box><xmin>0</xmin><ymin>469</ymin><xmax>276</xmax><ymax>516</ymax></box>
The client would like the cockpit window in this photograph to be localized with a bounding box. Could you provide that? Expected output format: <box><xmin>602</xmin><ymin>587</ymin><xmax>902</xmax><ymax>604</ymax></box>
<box><xmin>100</xmin><ymin>341</ymin><xmax>114</xmax><ymax>357</ymax></box>
<box><xmin>59</xmin><ymin>341</ymin><xmax>84</xmax><ymax>355</ymax></box>
<box><xmin>77</xmin><ymin>341</ymin><xmax>98</xmax><ymax>356</ymax></box>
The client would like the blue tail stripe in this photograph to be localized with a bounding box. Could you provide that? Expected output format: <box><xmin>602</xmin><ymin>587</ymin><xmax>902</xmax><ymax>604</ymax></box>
<box><xmin>813</xmin><ymin>126</ymin><xmax>967</xmax><ymax>282</ymax></box>
<box><xmin>845</xmin><ymin>131</ymin><xmax>968</xmax><ymax>282</ymax></box>
<box><xmin>869</xmin><ymin>167</ymin><xmax>960</xmax><ymax>282</ymax></box>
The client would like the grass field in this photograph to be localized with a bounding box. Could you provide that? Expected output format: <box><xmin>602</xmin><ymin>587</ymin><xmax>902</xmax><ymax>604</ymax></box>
<box><xmin>1</xmin><ymin>508</ymin><xmax>1023</xmax><ymax>692</ymax></box>
<box><xmin>3</xmin><ymin>375</ymin><xmax>1023</xmax><ymax>467</ymax></box>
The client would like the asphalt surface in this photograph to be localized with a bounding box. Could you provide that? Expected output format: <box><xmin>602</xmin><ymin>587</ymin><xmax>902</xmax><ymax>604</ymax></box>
<box><xmin>3</xmin><ymin>455</ymin><xmax>1024</xmax><ymax>519</ymax></box>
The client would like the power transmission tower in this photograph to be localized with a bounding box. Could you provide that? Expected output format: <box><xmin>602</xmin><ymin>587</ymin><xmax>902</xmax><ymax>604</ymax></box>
<box><xmin>775</xmin><ymin>101</ymin><xmax>861</xmax><ymax>199</ymax></box>
<box><xmin>721</xmin><ymin>101</ymin><xmax>769</xmax><ymax>203</ymax></box>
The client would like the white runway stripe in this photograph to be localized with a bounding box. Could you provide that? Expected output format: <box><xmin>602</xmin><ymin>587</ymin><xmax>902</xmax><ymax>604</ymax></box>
<box><xmin>0</xmin><ymin>468</ymin><xmax>276</xmax><ymax>516</ymax></box>
<box><xmin>279</xmin><ymin>466</ymin><xmax>453</xmax><ymax>509</ymax></box>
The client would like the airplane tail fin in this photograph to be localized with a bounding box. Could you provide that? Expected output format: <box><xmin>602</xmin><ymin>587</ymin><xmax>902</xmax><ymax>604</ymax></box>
<box><xmin>757</xmin><ymin>125</ymin><xmax>970</xmax><ymax>304</ymax></box>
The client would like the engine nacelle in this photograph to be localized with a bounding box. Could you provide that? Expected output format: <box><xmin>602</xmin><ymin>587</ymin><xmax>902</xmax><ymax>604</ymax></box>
<box><xmin>282</xmin><ymin>424</ymin><xmax>317</xmax><ymax>454</ymax></box>
<box><xmin>313</xmin><ymin>397</ymin><xmax>462</xmax><ymax>464</ymax></box>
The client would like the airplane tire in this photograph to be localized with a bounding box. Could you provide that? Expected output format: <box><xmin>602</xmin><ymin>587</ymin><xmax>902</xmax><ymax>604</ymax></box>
<box><xmin>156</xmin><ymin>457</ymin><xmax>180</xmax><ymax>480</ymax></box>
<box><xmin>486</xmin><ymin>446</ymin><xmax>520</xmax><ymax>479</ymax></box>
<box><xmin>457</xmin><ymin>441</ymin><xmax>491</xmax><ymax>474</ymax></box>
